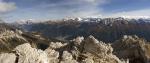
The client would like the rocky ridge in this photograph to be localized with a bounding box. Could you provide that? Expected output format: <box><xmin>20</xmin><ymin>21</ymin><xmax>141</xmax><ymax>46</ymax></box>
<box><xmin>0</xmin><ymin>35</ymin><xmax>130</xmax><ymax>63</ymax></box>
<box><xmin>0</xmin><ymin>32</ymin><xmax>150</xmax><ymax>63</ymax></box>
<box><xmin>112</xmin><ymin>35</ymin><xmax>150</xmax><ymax>63</ymax></box>
<box><xmin>0</xmin><ymin>23</ymin><xmax>61</xmax><ymax>53</ymax></box>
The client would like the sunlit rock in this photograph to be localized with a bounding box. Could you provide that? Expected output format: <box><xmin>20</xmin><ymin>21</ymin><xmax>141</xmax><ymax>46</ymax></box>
<box><xmin>83</xmin><ymin>35</ymin><xmax>128</xmax><ymax>63</ymax></box>
<box><xmin>0</xmin><ymin>53</ymin><xmax>16</xmax><ymax>63</ymax></box>
<box><xmin>60</xmin><ymin>51</ymin><xmax>78</xmax><ymax>63</ymax></box>
<box><xmin>45</xmin><ymin>47</ymin><xmax>59</xmax><ymax>63</ymax></box>
<box><xmin>14</xmin><ymin>43</ymin><xmax>49</xmax><ymax>63</ymax></box>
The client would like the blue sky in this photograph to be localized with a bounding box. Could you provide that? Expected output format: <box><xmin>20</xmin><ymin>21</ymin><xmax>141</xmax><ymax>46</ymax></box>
<box><xmin>0</xmin><ymin>0</ymin><xmax>150</xmax><ymax>22</ymax></box>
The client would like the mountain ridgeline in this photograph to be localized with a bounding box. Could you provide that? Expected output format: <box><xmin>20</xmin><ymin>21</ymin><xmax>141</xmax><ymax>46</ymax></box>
<box><xmin>19</xmin><ymin>17</ymin><xmax>150</xmax><ymax>42</ymax></box>
<box><xmin>1</xmin><ymin>17</ymin><xmax>150</xmax><ymax>63</ymax></box>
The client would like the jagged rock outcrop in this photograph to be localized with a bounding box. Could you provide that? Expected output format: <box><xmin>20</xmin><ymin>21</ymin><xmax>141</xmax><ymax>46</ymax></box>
<box><xmin>0</xmin><ymin>30</ymin><xmax>28</xmax><ymax>52</ymax></box>
<box><xmin>0</xmin><ymin>35</ymin><xmax>131</xmax><ymax>63</ymax></box>
<box><xmin>112</xmin><ymin>35</ymin><xmax>150</xmax><ymax>63</ymax></box>
<box><xmin>45</xmin><ymin>47</ymin><xmax>59</xmax><ymax>63</ymax></box>
<box><xmin>60</xmin><ymin>51</ymin><xmax>78</xmax><ymax>63</ymax></box>
<box><xmin>0</xmin><ymin>22</ymin><xmax>63</xmax><ymax>53</ymax></box>
<box><xmin>0</xmin><ymin>53</ymin><xmax>16</xmax><ymax>63</ymax></box>
<box><xmin>45</xmin><ymin>36</ymin><xmax>128</xmax><ymax>63</ymax></box>
<box><xmin>0</xmin><ymin>27</ymin><xmax>59</xmax><ymax>52</ymax></box>
<box><xmin>14</xmin><ymin>43</ymin><xmax>49</xmax><ymax>63</ymax></box>
<box><xmin>0</xmin><ymin>30</ymin><xmax>26</xmax><ymax>42</ymax></box>
<box><xmin>73</xmin><ymin>36</ymin><xmax>84</xmax><ymax>46</ymax></box>
<box><xmin>48</xmin><ymin>42</ymin><xmax>68</xmax><ymax>49</ymax></box>
<box><xmin>82</xmin><ymin>35</ymin><xmax>128</xmax><ymax>63</ymax></box>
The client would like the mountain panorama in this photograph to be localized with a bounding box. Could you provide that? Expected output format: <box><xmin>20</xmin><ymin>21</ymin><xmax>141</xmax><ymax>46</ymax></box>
<box><xmin>0</xmin><ymin>17</ymin><xmax>149</xmax><ymax>63</ymax></box>
<box><xmin>1</xmin><ymin>0</ymin><xmax>150</xmax><ymax>63</ymax></box>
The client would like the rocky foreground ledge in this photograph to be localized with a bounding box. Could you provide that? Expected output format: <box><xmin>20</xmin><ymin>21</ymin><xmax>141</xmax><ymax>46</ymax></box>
<box><xmin>0</xmin><ymin>35</ymin><xmax>150</xmax><ymax>63</ymax></box>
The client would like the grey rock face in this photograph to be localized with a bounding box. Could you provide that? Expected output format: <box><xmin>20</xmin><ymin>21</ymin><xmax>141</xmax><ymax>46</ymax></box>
<box><xmin>0</xmin><ymin>53</ymin><xmax>16</xmax><ymax>63</ymax></box>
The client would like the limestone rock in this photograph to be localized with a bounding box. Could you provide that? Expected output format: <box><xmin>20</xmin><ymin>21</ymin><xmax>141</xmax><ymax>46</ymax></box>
<box><xmin>49</xmin><ymin>42</ymin><xmax>68</xmax><ymax>49</ymax></box>
<box><xmin>84</xmin><ymin>35</ymin><xmax>113</xmax><ymax>56</ymax></box>
<box><xmin>83</xmin><ymin>35</ymin><xmax>127</xmax><ymax>63</ymax></box>
<box><xmin>71</xmin><ymin>36</ymin><xmax>85</xmax><ymax>60</ymax></box>
<box><xmin>14</xmin><ymin>43</ymin><xmax>49</xmax><ymax>63</ymax></box>
<box><xmin>112</xmin><ymin>35</ymin><xmax>150</xmax><ymax>63</ymax></box>
<box><xmin>81</xmin><ymin>58</ymin><xmax>94</xmax><ymax>63</ymax></box>
<box><xmin>60</xmin><ymin>51</ymin><xmax>78</xmax><ymax>63</ymax></box>
<box><xmin>0</xmin><ymin>53</ymin><xmax>16</xmax><ymax>63</ymax></box>
<box><xmin>73</xmin><ymin>36</ymin><xmax>84</xmax><ymax>46</ymax></box>
<box><xmin>0</xmin><ymin>30</ymin><xmax>28</xmax><ymax>52</ymax></box>
<box><xmin>45</xmin><ymin>47</ymin><xmax>59</xmax><ymax>63</ymax></box>
<box><xmin>0</xmin><ymin>30</ymin><xmax>27</xmax><ymax>41</ymax></box>
<box><xmin>0</xmin><ymin>35</ymin><xmax>132</xmax><ymax>63</ymax></box>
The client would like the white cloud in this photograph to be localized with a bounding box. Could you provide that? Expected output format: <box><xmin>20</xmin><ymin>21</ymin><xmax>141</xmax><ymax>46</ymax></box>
<box><xmin>33</xmin><ymin>0</ymin><xmax>109</xmax><ymax>19</ymax></box>
<box><xmin>69</xmin><ymin>0</ymin><xmax>110</xmax><ymax>17</ymax></box>
<box><xmin>58</xmin><ymin>0</ymin><xmax>109</xmax><ymax>18</ymax></box>
<box><xmin>106</xmin><ymin>9</ymin><xmax>150</xmax><ymax>18</ymax></box>
<box><xmin>0</xmin><ymin>1</ymin><xmax>17</xmax><ymax>13</ymax></box>
<box><xmin>78</xmin><ymin>0</ymin><xmax>108</xmax><ymax>4</ymax></box>
<box><xmin>2</xmin><ymin>0</ymin><xmax>110</xmax><ymax>22</ymax></box>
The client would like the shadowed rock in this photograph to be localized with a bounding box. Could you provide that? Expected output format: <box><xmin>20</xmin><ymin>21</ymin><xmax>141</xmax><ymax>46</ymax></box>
<box><xmin>112</xmin><ymin>35</ymin><xmax>150</xmax><ymax>63</ymax></box>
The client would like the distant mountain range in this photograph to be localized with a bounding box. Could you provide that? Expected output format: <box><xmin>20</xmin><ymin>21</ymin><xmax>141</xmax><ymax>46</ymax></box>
<box><xmin>15</xmin><ymin>17</ymin><xmax>150</xmax><ymax>42</ymax></box>
<box><xmin>1</xmin><ymin>17</ymin><xmax>150</xmax><ymax>63</ymax></box>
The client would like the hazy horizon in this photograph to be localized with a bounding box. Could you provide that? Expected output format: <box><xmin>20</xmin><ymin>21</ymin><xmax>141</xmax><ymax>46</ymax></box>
<box><xmin>0</xmin><ymin>0</ymin><xmax>150</xmax><ymax>22</ymax></box>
